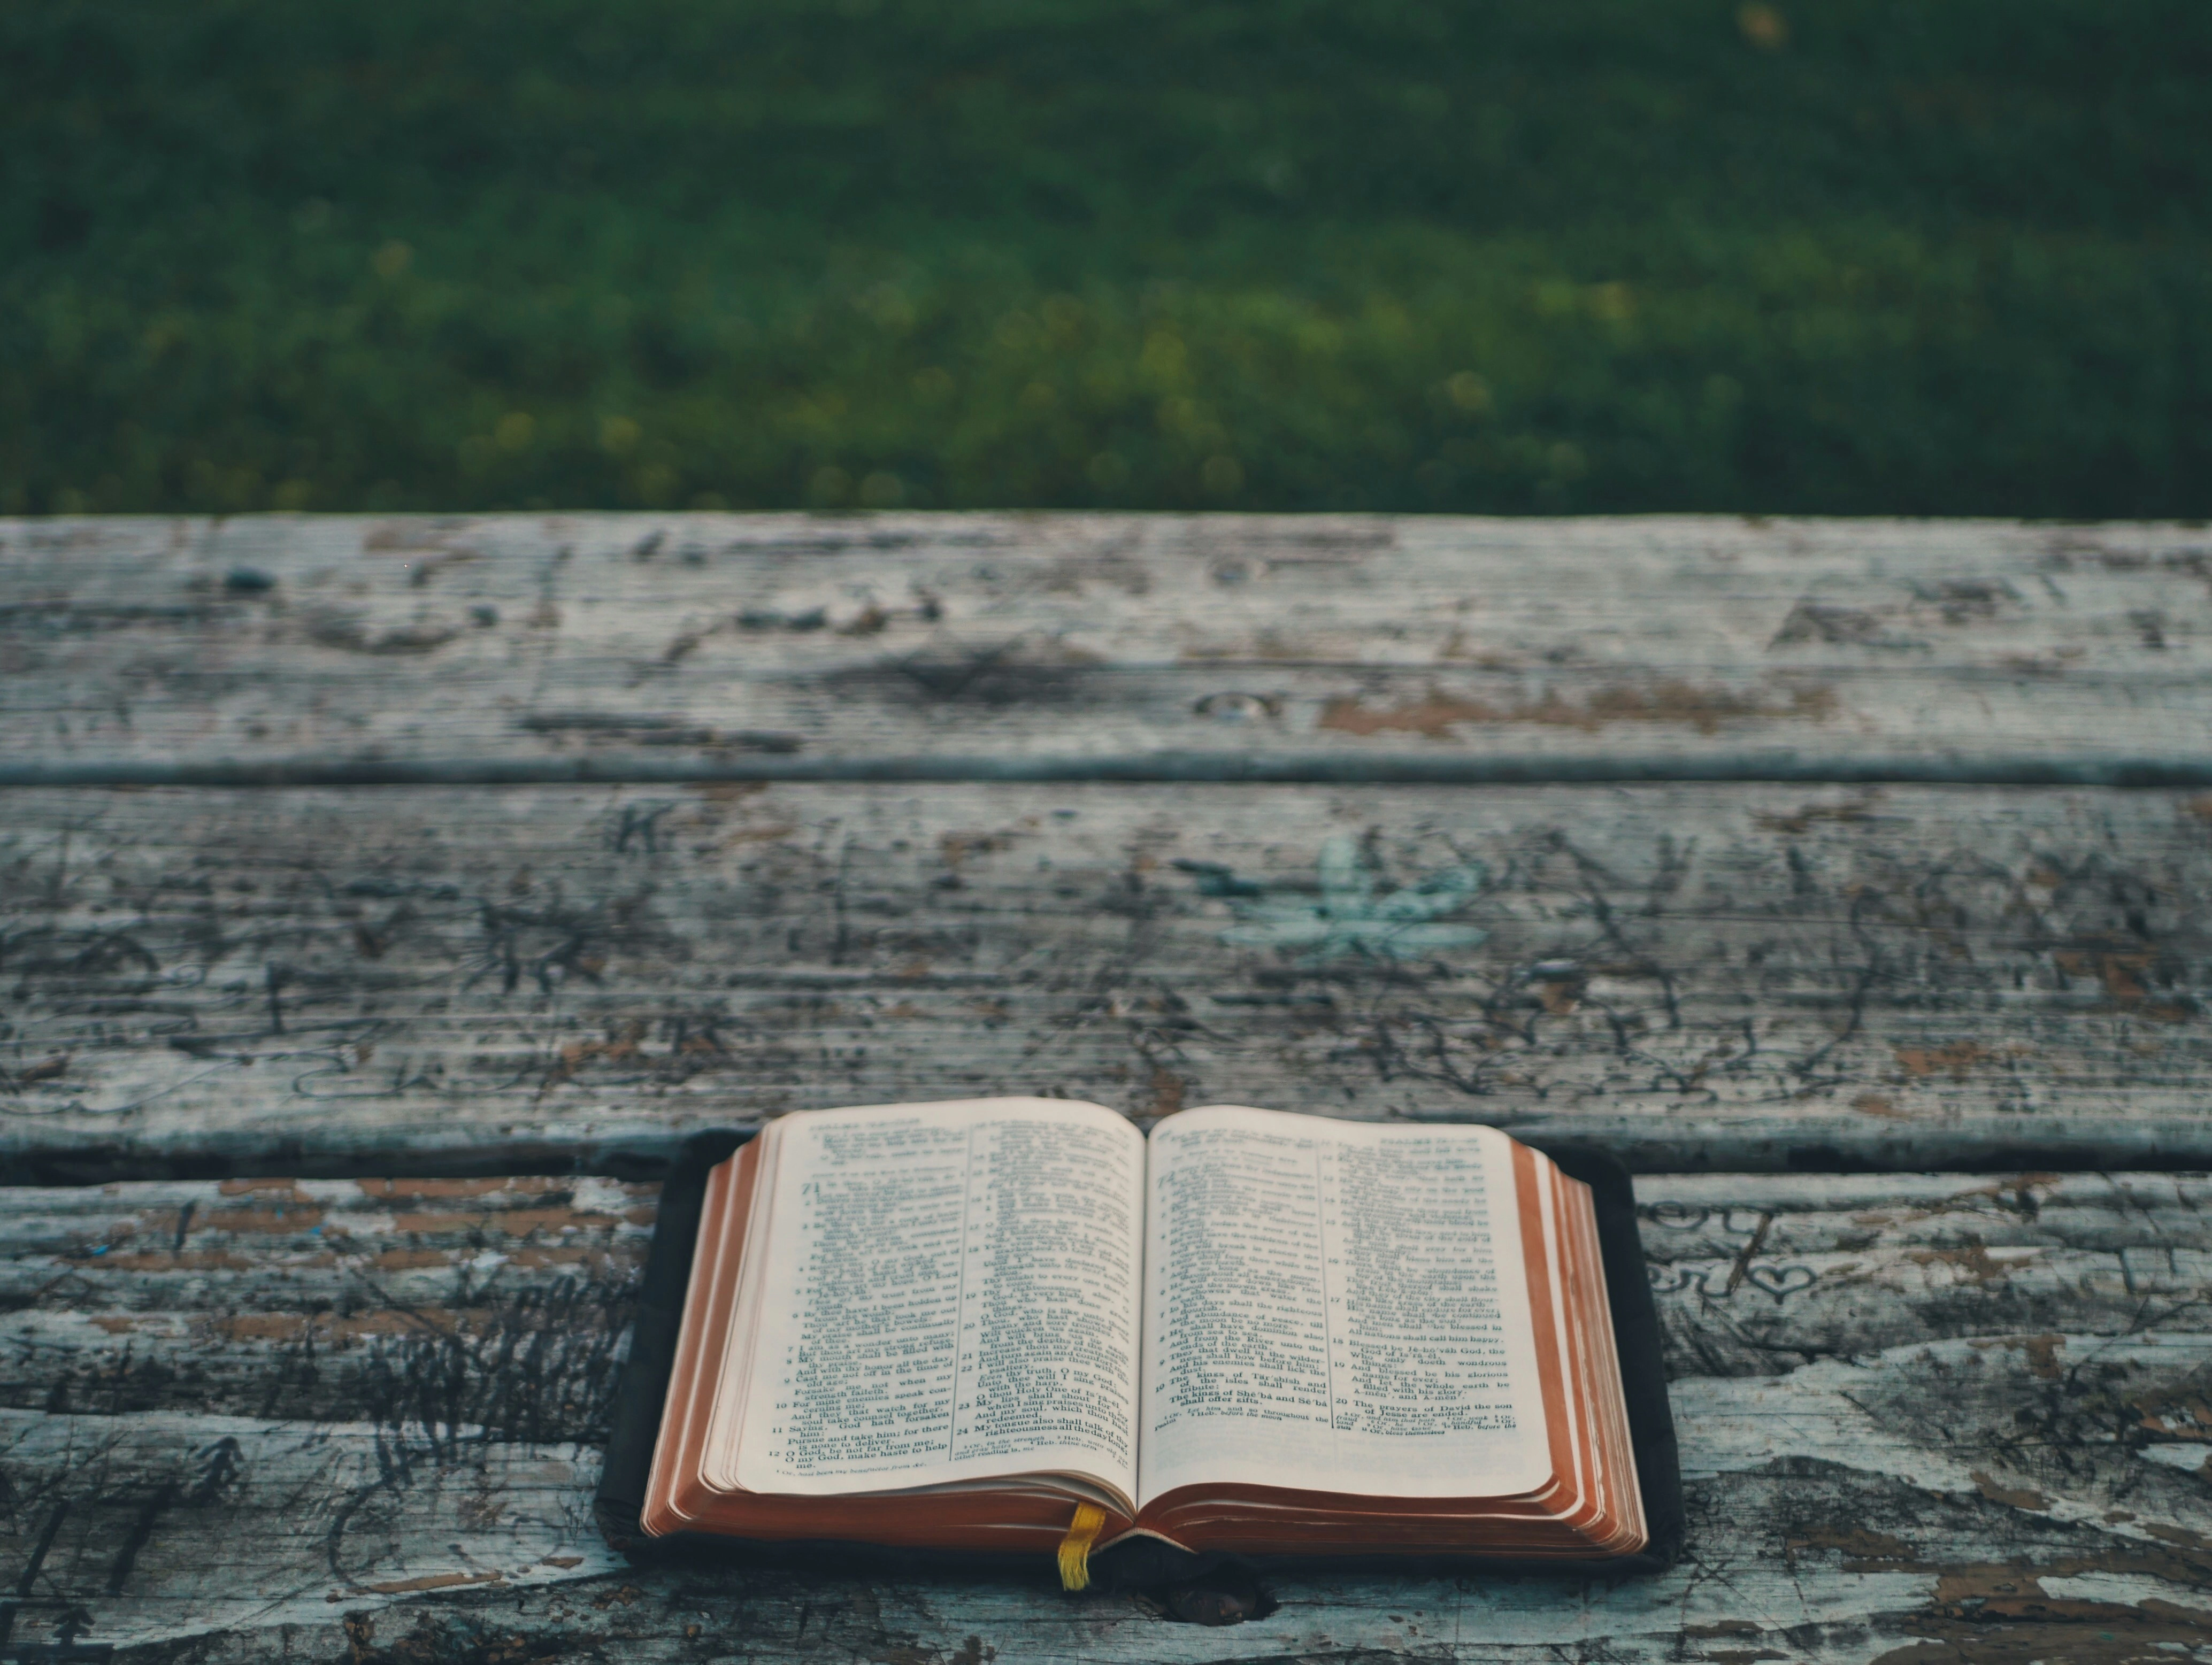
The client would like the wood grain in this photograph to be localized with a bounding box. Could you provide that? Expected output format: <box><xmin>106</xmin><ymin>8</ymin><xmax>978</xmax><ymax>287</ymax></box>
<box><xmin>4</xmin><ymin>1171</ymin><xmax>2209</xmax><ymax>1661</ymax></box>
<box><xmin>9</xmin><ymin>514</ymin><xmax>2212</xmax><ymax>785</ymax></box>
<box><xmin>0</xmin><ymin>1176</ymin><xmax>650</xmax><ymax>1431</ymax></box>
<box><xmin>11</xmin><ymin>512</ymin><xmax>2212</xmax><ymax>1659</ymax></box>
<box><xmin>7</xmin><ymin>781</ymin><xmax>2212</xmax><ymax>1176</ymax></box>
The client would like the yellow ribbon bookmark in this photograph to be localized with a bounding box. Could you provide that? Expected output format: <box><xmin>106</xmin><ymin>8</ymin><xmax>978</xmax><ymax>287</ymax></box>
<box><xmin>1057</xmin><ymin>1501</ymin><xmax>1109</xmax><ymax>1592</ymax></box>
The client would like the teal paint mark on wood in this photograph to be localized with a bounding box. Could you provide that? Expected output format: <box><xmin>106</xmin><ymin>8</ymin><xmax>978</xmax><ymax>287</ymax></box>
<box><xmin>1180</xmin><ymin>835</ymin><xmax>1489</xmax><ymax>963</ymax></box>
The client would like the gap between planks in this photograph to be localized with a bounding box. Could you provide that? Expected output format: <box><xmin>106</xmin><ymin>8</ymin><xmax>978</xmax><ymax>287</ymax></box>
<box><xmin>10</xmin><ymin>750</ymin><xmax>2212</xmax><ymax>789</ymax></box>
<box><xmin>11</xmin><ymin>1123</ymin><xmax>2212</xmax><ymax>1190</ymax></box>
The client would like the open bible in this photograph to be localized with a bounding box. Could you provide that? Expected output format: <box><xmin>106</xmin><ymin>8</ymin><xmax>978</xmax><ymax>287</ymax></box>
<box><xmin>631</xmin><ymin>1098</ymin><xmax>1650</xmax><ymax>1570</ymax></box>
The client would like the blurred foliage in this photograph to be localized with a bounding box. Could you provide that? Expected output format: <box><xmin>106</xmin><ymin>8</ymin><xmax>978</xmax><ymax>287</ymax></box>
<box><xmin>3</xmin><ymin>0</ymin><xmax>2209</xmax><ymax>515</ymax></box>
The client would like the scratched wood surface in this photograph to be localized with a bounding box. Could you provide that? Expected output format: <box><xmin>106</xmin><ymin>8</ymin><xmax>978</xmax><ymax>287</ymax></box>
<box><xmin>7</xmin><ymin>781</ymin><xmax>2212</xmax><ymax>1178</ymax></box>
<box><xmin>8</xmin><ymin>514</ymin><xmax>2212</xmax><ymax>786</ymax></box>
<box><xmin>2</xmin><ymin>1170</ymin><xmax>2209</xmax><ymax>1662</ymax></box>
<box><xmin>10</xmin><ymin>512</ymin><xmax>2212</xmax><ymax>1661</ymax></box>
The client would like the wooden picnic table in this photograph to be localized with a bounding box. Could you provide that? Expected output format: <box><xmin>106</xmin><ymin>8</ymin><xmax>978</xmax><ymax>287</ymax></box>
<box><xmin>4</xmin><ymin>512</ymin><xmax>2212</xmax><ymax>1661</ymax></box>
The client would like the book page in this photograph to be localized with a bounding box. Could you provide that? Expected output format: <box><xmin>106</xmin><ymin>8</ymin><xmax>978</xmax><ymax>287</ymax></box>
<box><xmin>1138</xmin><ymin>1106</ymin><xmax>1550</xmax><ymax>1506</ymax></box>
<box><xmin>720</xmin><ymin>1098</ymin><xmax>1146</xmax><ymax>1502</ymax></box>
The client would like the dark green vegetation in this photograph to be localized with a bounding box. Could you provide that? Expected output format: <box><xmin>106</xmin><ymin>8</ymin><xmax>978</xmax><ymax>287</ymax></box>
<box><xmin>5</xmin><ymin>0</ymin><xmax>2209</xmax><ymax>516</ymax></box>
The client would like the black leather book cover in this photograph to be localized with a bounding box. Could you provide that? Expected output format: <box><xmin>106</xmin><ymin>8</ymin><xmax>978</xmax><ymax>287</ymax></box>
<box><xmin>595</xmin><ymin>1127</ymin><xmax>1684</xmax><ymax>1586</ymax></box>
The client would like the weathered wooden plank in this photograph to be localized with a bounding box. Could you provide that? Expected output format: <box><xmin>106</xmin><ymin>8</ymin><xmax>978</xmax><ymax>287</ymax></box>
<box><xmin>0</xmin><ymin>1411</ymin><xmax>619</xmax><ymax>1652</ymax></box>
<box><xmin>5</xmin><ymin>1171</ymin><xmax>2211</xmax><ymax>1660</ymax></box>
<box><xmin>7</xmin><ymin>782</ymin><xmax>2212</xmax><ymax>1175</ymax></box>
<box><xmin>26</xmin><ymin>1349</ymin><xmax>2212</xmax><ymax>1663</ymax></box>
<box><xmin>7</xmin><ymin>514</ymin><xmax>2212</xmax><ymax>785</ymax></box>
<box><xmin>0</xmin><ymin>1177</ymin><xmax>651</xmax><ymax>1430</ymax></box>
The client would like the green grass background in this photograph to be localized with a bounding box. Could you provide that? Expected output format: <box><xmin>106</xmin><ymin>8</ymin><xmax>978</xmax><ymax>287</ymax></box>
<box><xmin>5</xmin><ymin>0</ymin><xmax>2209</xmax><ymax>515</ymax></box>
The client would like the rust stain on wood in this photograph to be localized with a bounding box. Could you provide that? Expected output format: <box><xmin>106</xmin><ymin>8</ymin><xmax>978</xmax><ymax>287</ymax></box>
<box><xmin>389</xmin><ymin>1206</ymin><xmax>618</xmax><ymax>1237</ymax></box>
<box><xmin>89</xmin><ymin>1249</ymin><xmax>251</xmax><ymax>1271</ymax></box>
<box><xmin>2054</xmin><ymin>942</ymin><xmax>2196</xmax><ymax>1021</ymax></box>
<box><xmin>719</xmin><ymin>822</ymin><xmax>798</xmax><ymax>846</ymax></box>
<box><xmin>941</xmin><ymin>830</ymin><xmax>1015</xmax><ymax>867</ymax></box>
<box><xmin>1755</xmin><ymin>795</ymin><xmax>1880</xmax><ymax>835</ymax></box>
<box><xmin>1535</xmin><ymin>981</ymin><xmax>1579</xmax><ymax>1016</ymax></box>
<box><xmin>509</xmin><ymin>1243</ymin><xmax>633</xmax><ymax>1269</ymax></box>
<box><xmin>194</xmin><ymin>1205</ymin><xmax>327</xmax><ymax>1233</ymax></box>
<box><xmin>1970</xmin><ymin>1469</ymin><xmax>2052</xmax><ymax>1510</ymax></box>
<box><xmin>1788</xmin><ymin>1521</ymin><xmax>2212</xmax><ymax>1665</ymax></box>
<box><xmin>358</xmin><ymin>1177</ymin><xmax>557</xmax><ymax>1200</ymax></box>
<box><xmin>216</xmin><ymin>1306</ymin><xmax>490</xmax><ymax>1340</ymax></box>
<box><xmin>1908</xmin><ymin>1238</ymin><xmax>2023</xmax><ymax>1286</ymax></box>
<box><xmin>370</xmin><ymin>1248</ymin><xmax>450</xmax><ymax>1270</ymax></box>
<box><xmin>1871</xmin><ymin>1612</ymin><xmax>2212</xmax><ymax>1665</ymax></box>
<box><xmin>1936</xmin><ymin>1174</ymin><xmax>2063</xmax><ymax>1216</ymax></box>
<box><xmin>1796</xmin><ymin>1526</ymin><xmax>2212</xmax><ymax>1621</ymax></box>
<box><xmin>356</xmin><ymin>1570</ymin><xmax>504</xmax><ymax>1596</ymax></box>
<box><xmin>362</xmin><ymin>521</ymin><xmax>470</xmax><ymax>555</ymax></box>
<box><xmin>1785</xmin><ymin>1524</ymin><xmax>1917</xmax><ymax>1563</ymax></box>
<box><xmin>1894</xmin><ymin>1041</ymin><xmax>1991</xmax><ymax>1080</ymax></box>
<box><xmin>543</xmin><ymin>1020</ymin><xmax>649</xmax><ymax>1089</ymax></box>
<box><xmin>1317</xmin><ymin>681</ymin><xmax>1835</xmax><ymax>738</ymax></box>
<box><xmin>1987</xmin><ymin>1332</ymin><xmax>2069</xmax><ymax>1379</ymax></box>
<box><xmin>2131</xmin><ymin>1381</ymin><xmax>2212</xmax><ymax>1440</ymax></box>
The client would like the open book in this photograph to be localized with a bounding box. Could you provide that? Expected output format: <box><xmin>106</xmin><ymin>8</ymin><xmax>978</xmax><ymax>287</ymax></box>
<box><xmin>639</xmin><ymin>1098</ymin><xmax>1646</xmax><ymax>1565</ymax></box>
